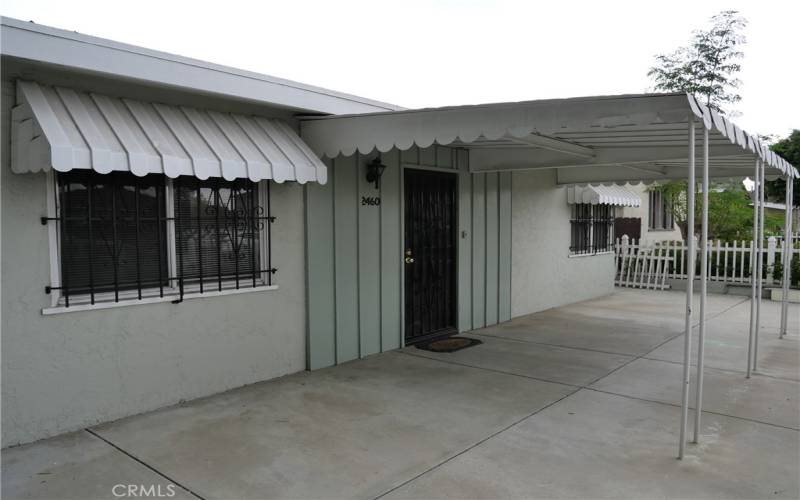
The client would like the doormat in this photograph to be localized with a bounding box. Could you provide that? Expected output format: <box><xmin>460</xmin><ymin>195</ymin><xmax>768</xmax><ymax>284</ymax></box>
<box><xmin>416</xmin><ymin>337</ymin><xmax>482</xmax><ymax>353</ymax></box>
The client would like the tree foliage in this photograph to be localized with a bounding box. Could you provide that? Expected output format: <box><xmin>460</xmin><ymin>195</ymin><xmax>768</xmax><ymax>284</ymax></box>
<box><xmin>649</xmin><ymin>182</ymin><xmax>784</xmax><ymax>241</ymax></box>
<box><xmin>643</xmin><ymin>11</ymin><xmax>768</xmax><ymax>243</ymax></box>
<box><xmin>765</xmin><ymin>130</ymin><xmax>800</xmax><ymax>206</ymax></box>
<box><xmin>648</xmin><ymin>10</ymin><xmax>747</xmax><ymax>113</ymax></box>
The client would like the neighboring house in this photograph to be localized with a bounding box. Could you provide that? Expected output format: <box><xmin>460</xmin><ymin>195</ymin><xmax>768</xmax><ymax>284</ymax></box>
<box><xmin>750</xmin><ymin>201</ymin><xmax>798</xmax><ymax>230</ymax></box>
<box><xmin>617</xmin><ymin>183</ymin><xmax>682</xmax><ymax>244</ymax></box>
<box><xmin>1</xmin><ymin>18</ymin><xmax>794</xmax><ymax>447</ymax></box>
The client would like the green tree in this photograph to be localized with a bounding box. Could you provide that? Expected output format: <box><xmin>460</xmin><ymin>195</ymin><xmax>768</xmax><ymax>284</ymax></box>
<box><xmin>765</xmin><ymin>130</ymin><xmax>800</xmax><ymax>207</ymax></box>
<box><xmin>649</xmin><ymin>181</ymin><xmax>783</xmax><ymax>241</ymax></box>
<box><xmin>648</xmin><ymin>10</ymin><xmax>747</xmax><ymax>112</ymax></box>
<box><xmin>647</xmin><ymin>11</ymin><xmax>752</xmax><ymax>241</ymax></box>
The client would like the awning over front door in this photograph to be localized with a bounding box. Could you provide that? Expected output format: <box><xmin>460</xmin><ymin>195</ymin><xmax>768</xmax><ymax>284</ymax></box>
<box><xmin>300</xmin><ymin>93</ymin><xmax>796</xmax><ymax>185</ymax></box>
<box><xmin>566</xmin><ymin>184</ymin><xmax>641</xmax><ymax>207</ymax></box>
<box><xmin>11</xmin><ymin>80</ymin><xmax>327</xmax><ymax>184</ymax></box>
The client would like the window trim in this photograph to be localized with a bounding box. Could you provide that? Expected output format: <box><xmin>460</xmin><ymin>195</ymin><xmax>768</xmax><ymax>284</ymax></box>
<box><xmin>567</xmin><ymin>250</ymin><xmax>615</xmax><ymax>259</ymax></box>
<box><xmin>43</xmin><ymin>171</ymin><xmax>276</xmax><ymax>314</ymax></box>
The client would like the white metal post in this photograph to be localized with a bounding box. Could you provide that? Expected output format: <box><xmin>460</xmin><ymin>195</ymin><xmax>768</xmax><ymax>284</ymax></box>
<box><xmin>693</xmin><ymin>126</ymin><xmax>709</xmax><ymax>443</ymax></box>
<box><xmin>780</xmin><ymin>176</ymin><xmax>794</xmax><ymax>338</ymax></box>
<box><xmin>754</xmin><ymin>160</ymin><xmax>766</xmax><ymax>370</ymax></box>
<box><xmin>747</xmin><ymin>159</ymin><xmax>760</xmax><ymax>378</ymax></box>
<box><xmin>679</xmin><ymin>118</ymin><xmax>696</xmax><ymax>460</ymax></box>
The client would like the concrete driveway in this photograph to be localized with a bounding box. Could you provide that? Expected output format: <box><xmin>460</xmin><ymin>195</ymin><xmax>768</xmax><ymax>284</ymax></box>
<box><xmin>3</xmin><ymin>290</ymin><xmax>799</xmax><ymax>499</ymax></box>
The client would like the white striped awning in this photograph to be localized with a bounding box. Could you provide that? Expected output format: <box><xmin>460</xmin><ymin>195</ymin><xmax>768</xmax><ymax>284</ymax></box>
<box><xmin>566</xmin><ymin>185</ymin><xmax>641</xmax><ymax>207</ymax></box>
<box><xmin>10</xmin><ymin>80</ymin><xmax>327</xmax><ymax>184</ymax></box>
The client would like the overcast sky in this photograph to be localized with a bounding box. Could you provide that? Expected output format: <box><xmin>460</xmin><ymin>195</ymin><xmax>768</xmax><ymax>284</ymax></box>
<box><xmin>2</xmin><ymin>0</ymin><xmax>797</xmax><ymax>138</ymax></box>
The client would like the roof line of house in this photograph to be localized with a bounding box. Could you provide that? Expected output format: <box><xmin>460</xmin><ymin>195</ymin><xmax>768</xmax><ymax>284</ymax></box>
<box><xmin>0</xmin><ymin>16</ymin><xmax>404</xmax><ymax>115</ymax></box>
<box><xmin>299</xmin><ymin>92</ymin><xmax>688</xmax><ymax>121</ymax></box>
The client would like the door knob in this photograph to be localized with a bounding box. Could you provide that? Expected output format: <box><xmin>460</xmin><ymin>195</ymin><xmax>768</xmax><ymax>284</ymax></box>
<box><xmin>404</xmin><ymin>249</ymin><xmax>415</xmax><ymax>264</ymax></box>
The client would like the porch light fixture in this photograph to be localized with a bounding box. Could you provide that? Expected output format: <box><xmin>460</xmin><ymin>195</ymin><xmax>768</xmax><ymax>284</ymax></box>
<box><xmin>366</xmin><ymin>157</ymin><xmax>386</xmax><ymax>189</ymax></box>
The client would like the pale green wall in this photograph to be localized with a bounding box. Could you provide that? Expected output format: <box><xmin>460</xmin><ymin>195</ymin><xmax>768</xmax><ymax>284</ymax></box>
<box><xmin>1</xmin><ymin>80</ymin><xmax>308</xmax><ymax>447</ymax></box>
<box><xmin>305</xmin><ymin>145</ymin><xmax>512</xmax><ymax>369</ymax></box>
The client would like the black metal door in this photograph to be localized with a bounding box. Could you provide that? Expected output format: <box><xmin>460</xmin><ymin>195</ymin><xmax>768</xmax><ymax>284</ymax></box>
<box><xmin>404</xmin><ymin>169</ymin><xmax>457</xmax><ymax>343</ymax></box>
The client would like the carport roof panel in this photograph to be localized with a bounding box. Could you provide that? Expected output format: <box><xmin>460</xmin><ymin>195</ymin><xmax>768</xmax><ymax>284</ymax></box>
<box><xmin>300</xmin><ymin>93</ymin><xmax>797</xmax><ymax>180</ymax></box>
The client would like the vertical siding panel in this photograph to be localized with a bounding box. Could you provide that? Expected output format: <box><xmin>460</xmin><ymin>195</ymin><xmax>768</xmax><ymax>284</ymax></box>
<box><xmin>457</xmin><ymin>149</ymin><xmax>472</xmax><ymax>332</ymax></box>
<box><xmin>435</xmin><ymin>145</ymin><xmax>452</xmax><ymax>169</ymax></box>
<box><xmin>419</xmin><ymin>145</ymin><xmax>436</xmax><ymax>166</ymax></box>
<box><xmin>498</xmin><ymin>171</ymin><xmax>512</xmax><ymax>322</ymax></box>
<box><xmin>471</xmin><ymin>172</ymin><xmax>486</xmax><ymax>329</ymax></box>
<box><xmin>305</xmin><ymin>158</ymin><xmax>336</xmax><ymax>369</ymax></box>
<box><xmin>380</xmin><ymin>149</ymin><xmax>402</xmax><ymax>351</ymax></box>
<box><xmin>485</xmin><ymin>172</ymin><xmax>499</xmax><ymax>326</ymax></box>
<box><xmin>401</xmin><ymin>146</ymin><xmax>418</xmax><ymax>165</ymax></box>
<box><xmin>358</xmin><ymin>154</ymin><xmax>381</xmax><ymax>356</ymax></box>
<box><xmin>333</xmin><ymin>155</ymin><xmax>360</xmax><ymax>362</ymax></box>
<box><xmin>307</xmin><ymin>145</ymin><xmax>474</xmax><ymax>368</ymax></box>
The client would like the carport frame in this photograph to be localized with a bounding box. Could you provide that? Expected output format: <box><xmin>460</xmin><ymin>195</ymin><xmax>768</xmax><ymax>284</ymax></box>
<box><xmin>779</xmin><ymin>177</ymin><xmax>795</xmax><ymax>339</ymax></box>
<box><xmin>300</xmin><ymin>92</ymin><xmax>798</xmax><ymax>460</ymax></box>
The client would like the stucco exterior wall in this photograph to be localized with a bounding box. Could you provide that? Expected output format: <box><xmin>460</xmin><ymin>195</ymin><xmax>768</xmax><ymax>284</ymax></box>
<box><xmin>511</xmin><ymin>169</ymin><xmax>614</xmax><ymax>317</ymax></box>
<box><xmin>1</xmin><ymin>80</ymin><xmax>308</xmax><ymax>447</ymax></box>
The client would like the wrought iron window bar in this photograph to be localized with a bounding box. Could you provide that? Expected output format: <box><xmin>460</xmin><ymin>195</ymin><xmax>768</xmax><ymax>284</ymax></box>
<box><xmin>570</xmin><ymin>204</ymin><xmax>615</xmax><ymax>255</ymax></box>
<box><xmin>43</xmin><ymin>172</ymin><xmax>276</xmax><ymax>308</ymax></box>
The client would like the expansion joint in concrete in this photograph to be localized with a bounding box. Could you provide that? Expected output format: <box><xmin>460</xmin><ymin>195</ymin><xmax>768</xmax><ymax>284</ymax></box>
<box><xmin>84</xmin><ymin>429</ymin><xmax>207</xmax><ymax>500</ymax></box>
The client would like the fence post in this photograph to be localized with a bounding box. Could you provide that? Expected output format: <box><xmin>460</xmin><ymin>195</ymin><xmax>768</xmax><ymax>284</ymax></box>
<box><xmin>767</xmin><ymin>236</ymin><xmax>777</xmax><ymax>283</ymax></box>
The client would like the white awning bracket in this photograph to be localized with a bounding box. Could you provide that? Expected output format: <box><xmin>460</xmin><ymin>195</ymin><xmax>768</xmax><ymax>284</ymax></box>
<box><xmin>566</xmin><ymin>185</ymin><xmax>641</xmax><ymax>207</ymax></box>
<box><xmin>10</xmin><ymin>80</ymin><xmax>328</xmax><ymax>184</ymax></box>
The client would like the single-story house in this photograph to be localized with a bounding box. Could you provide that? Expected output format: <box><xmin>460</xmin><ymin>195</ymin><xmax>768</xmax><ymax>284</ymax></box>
<box><xmin>1</xmin><ymin>17</ymin><xmax>796</xmax><ymax>448</ymax></box>
<box><xmin>749</xmin><ymin>201</ymin><xmax>799</xmax><ymax>230</ymax></box>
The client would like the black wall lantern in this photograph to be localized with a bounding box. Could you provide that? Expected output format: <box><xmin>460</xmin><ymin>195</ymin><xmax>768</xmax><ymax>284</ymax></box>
<box><xmin>366</xmin><ymin>156</ymin><xmax>387</xmax><ymax>189</ymax></box>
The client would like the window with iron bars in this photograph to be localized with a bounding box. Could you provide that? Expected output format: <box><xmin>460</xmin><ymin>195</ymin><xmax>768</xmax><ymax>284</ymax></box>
<box><xmin>648</xmin><ymin>190</ymin><xmax>674</xmax><ymax>230</ymax></box>
<box><xmin>569</xmin><ymin>204</ymin><xmax>615</xmax><ymax>255</ymax></box>
<box><xmin>45</xmin><ymin>171</ymin><xmax>275</xmax><ymax>308</ymax></box>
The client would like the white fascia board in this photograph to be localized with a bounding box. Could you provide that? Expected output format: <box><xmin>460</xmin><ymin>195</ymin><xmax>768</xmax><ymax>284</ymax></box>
<box><xmin>0</xmin><ymin>17</ymin><xmax>402</xmax><ymax>115</ymax></box>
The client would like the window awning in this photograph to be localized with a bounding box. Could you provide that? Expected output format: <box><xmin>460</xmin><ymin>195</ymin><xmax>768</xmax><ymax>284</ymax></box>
<box><xmin>300</xmin><ymin>93</ymin><xmax>797</xmax><ymax>185</ymax></box>
<box><xmin>566</xmin><ymin>185</ymin><xmax>641</xmax><ymax>207</ymax></box>
<box><xmin>11</xmin><ymin>80</ymin><xmax>327</xmax><ymax>184</ymax></box>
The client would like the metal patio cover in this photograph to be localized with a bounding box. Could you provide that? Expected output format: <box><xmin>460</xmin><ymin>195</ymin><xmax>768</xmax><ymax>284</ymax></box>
<box><xmin>300</xmin><ymin>93</ymin><xmax>797</xmax><ymax>184</ymax></box>
<box><xmin>11</xmin><ymin>81</ymin><xmax>328</xmax><ymax>184</ymax></box>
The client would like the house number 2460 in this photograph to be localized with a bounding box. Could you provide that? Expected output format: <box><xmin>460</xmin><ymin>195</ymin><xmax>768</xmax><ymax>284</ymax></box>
<box><xmin>361</xmin><ymin>196</ymin><xmax>381</xmax><ymax>206</ymax></box>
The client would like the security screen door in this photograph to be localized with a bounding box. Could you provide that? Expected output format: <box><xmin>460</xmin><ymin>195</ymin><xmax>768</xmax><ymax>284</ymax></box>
<box><xmin>403</xmin><ymin>169</ymin><xmax>458</xmax><ymax>343</ymax></box>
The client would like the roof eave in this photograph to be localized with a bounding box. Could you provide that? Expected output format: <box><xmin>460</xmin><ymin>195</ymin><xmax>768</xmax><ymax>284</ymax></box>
<box><xmin>0</xmin><ymin>16</ymin><xmax>402</xmax><ymax>116</ymax></box>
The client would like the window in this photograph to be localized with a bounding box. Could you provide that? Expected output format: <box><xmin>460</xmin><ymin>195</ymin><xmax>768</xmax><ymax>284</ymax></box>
<box><xmin>48</xmin><ymin>171</ymin><xmax>274</xmax><ymax>308</ymax></box>
<box><xmin>173</xmin><ymin>177</ymin><xmax>262</xmax><ymax>291</ymax></box>
<box><xmin>570</xmin><ymin>204</ymin><xmax>615</xmax><ymax>255</ymax></box>
<box><xmin>648</xmin><ymin>191</ymin><xmax>674</xmax><ymax>230</ymax></box>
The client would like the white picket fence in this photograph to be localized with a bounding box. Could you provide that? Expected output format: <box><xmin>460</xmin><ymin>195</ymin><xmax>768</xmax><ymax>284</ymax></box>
<box><xmin>614</xmin><ymin>235</ymin><xmax>800</xmax><ymax>288</ymax></box>
<box><xmin>615</xmin><ymin>241</ymin><xmax>673</xmax><ymax>290</ymax></box>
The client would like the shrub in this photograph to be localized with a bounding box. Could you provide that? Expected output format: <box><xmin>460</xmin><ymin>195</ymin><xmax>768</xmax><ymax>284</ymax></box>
<box><xmin>772</xmin><ymin>254</ymin><xmax>800</xmax><ymax>288</ymax></box>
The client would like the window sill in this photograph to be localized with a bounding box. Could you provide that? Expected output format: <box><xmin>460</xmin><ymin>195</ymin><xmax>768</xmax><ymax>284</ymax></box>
<box><xmin>41</xmin><ymin>284</ymin><xmax>279</xmax><ymax>315</ymax></box>
<box><xmin>648</xmin><ymin>228</ymin><xmax>676</xmax><ymax>232</ymax></box>
<box><xmin>568</xmin><ymin>251</ymin><xmax>614</xmax><ymax>259</ymax></box>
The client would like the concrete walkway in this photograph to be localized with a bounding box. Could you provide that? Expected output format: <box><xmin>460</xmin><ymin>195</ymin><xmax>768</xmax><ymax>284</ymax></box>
<box><xmin>3</xmin><ymin>290</ymin><xmax>798</xmax><ymax>499</ymax></box>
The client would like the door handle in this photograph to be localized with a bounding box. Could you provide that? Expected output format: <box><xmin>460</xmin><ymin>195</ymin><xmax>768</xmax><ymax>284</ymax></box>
<box><xmin>405</xmin><ymin>249</ymin><xmax>415</xmax><ymax>264</ymax></box>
